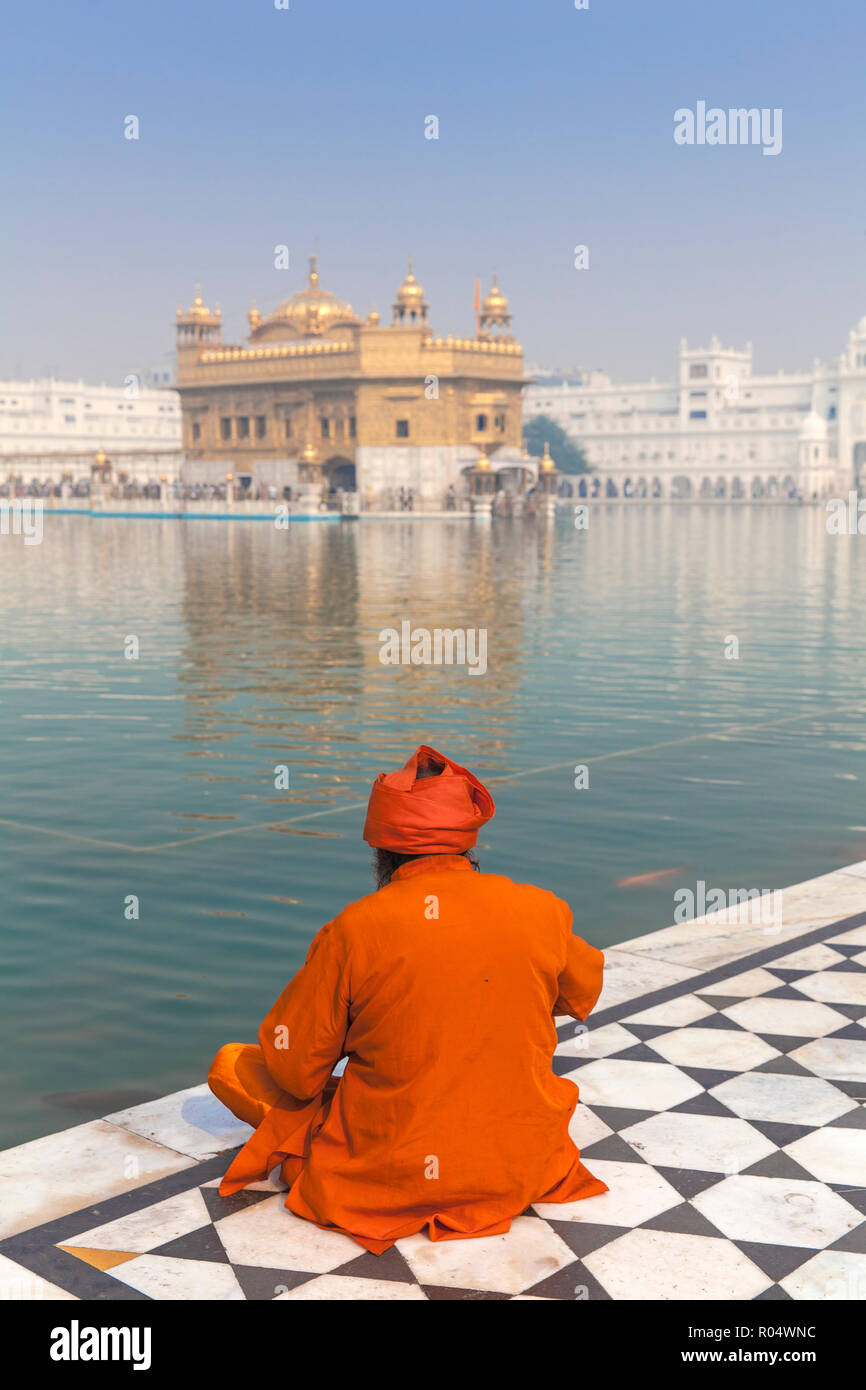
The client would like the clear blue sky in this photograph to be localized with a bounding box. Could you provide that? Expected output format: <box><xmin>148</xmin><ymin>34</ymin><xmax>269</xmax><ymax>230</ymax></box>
<box><xmin>3</xmin><ymin>0</ymin><xmax>865</xmax><ymax>384</ymax></box>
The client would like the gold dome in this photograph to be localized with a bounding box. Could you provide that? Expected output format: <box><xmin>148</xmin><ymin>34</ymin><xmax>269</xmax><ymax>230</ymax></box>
<box><xmin>539</xmin><ymin>441</ymin><xmax>556</xmax><ymax>472</ymax></box>
<box><xmin>178</xmin><ymin>282</ymin><xmax>219</xmax><ymax>322</ymax></box>
<box><xmin>395</xmin><ymin>256</ymin><xmax>426</xmax><ymax>306</ymax></box>
<box><xmin>482</xmin><ymin>271</ymin><xmax>509</xmax><ymax>315</ymax></box>
<box><xmin>253</xmin><ymin>255</ymin><xmax>360</xmax><ymax>341</ymax></box>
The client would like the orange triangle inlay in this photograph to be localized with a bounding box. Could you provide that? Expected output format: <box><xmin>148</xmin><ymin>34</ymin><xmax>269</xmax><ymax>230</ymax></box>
<box><xmin>58</xmin><ymin>1246</ymin><xmax>140</xmax><ymax>1271</ymax></box>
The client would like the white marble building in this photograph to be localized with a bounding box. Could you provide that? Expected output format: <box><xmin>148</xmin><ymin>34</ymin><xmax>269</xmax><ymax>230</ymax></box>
<box><xmin>0</xmin><ymin>378</ymin><xmax>182</xmax><ymax>482</ymax></box>
<box><xmin>524</xmin><ymin>315</ymin><xmax>866</xmax><ymax>500</ymax></box>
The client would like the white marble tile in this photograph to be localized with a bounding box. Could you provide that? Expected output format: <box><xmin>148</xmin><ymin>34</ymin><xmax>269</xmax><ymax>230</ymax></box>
<box><xmin>795</xmin><ymin>971</ymin><xmax>866</xmax><ymax>1008</ymax></box>
<box><xmin>787</xmin><ymin>1036</ymin><xmax>866</xmax><ymax>1083</ymax></box>
<box><xmin>276</xmin><ymin>1275</ymin><xmax>427</xmax><ymax>1300</ymax></box>
<box><xmin>109</xmin><ymin>1254</ymin><xmax>246</xmax><ymax>1300</ymax></box>
<box><xmin>780</xmin><ymin>1250</ymin><xmax>866</xmax><ymax>1301</ymax></box>
<box><xmin>621</xmin><ymin>994</ymin><xmax>717</xmax><ymax>1028</ymax></box>
<box><xmin>595</xmin><ymin>949</ymin><xmax>699</xmax><ymax>1008</ymax></box>
<box><xmin>555</xmin><ymin>1021</ymin><xmax>637</xmax><ymax>1061</ymax></box>
<box><xmin>583</xmin><ymin>1228</ymin><xmax>770</xmax><ymax>1301</ymax></box>
<box><xmin>0</xmin><ymin>1120</ymin><xmax>194</xmax><ymax>1240</ymax></box>
<box><xmin>0</xmin><ymin>1253</ymin><xmax>78</xmax><ymax>1301</ymax></box>
<box><xmin>699</xmin><ymin>968</ymin><xmax>782</xmax><ymax>998</ymax></box>
<box><xmin>854</xmin><ymin>951</ymin><xmax>866</xmax><ymax>968</ymax></box>
<box><xmin>838</xmin><ymin>861</ymin><xmax>866</xmax><ymax>883</ymax></box>
<box><xmin>646</xmin><ymin>1027</ymin><xmax>780</xmax><ymax>1073</ymax></box>
<box><xmin>826</xmin><ymin>924</ymin><xmax>866</xmax><ymax>947</ymax></box>
<box><xmin>215</xmin><ymin>1194</ymin><xmax>359</xmax><ymax>1272</ymax></box>
<box><xmin>534</xmin><ymin>1158</ymin><xmax>682</xmax><ymax>1228</ymax></box>
<box><xmin>709</xmin><ymin>1072</ymin><xmax>855</xmax><ymax>1126</ymax></box>
<box><xmin>783</xmin><ymin>1127</ymin><xmax>866</xmax><ymax>1186</ymax></box>
<box><xmin>721</xmin><ymin>997</ymin><xmax>849</xmax><ymax>1038</ymax></box>
<box><xmin>567</xmin><ymin>1057</ymin><xmax>704</xmax><ymax>1111</ymax></box>
<box><xmin>63</xmin><ymin>1187</ymin><xmax>210</xmax><ymax>1254</ymax></box>
<box><xmin>568</xmin><ymin>1104</ymin><xmax>613</xmax><ymax>1151</ymax></box>
<box><xmin>397</xmin><ymin>1215</ymin><xmax>574</xmax><ymax>1294</ymax></box>
<box><xmin>769</xmin><ymin>944</ymin><xmax>847</xmax><ymax>971</ymax></box>
<box><xmin>104</xmin><ymin>1084</ymin><xmax>252</xmax><ymax>1161</ymax></box>
<box><xmin>692</xmin><ymin>1175</ymin><xmax>860</xmax><ymax>1248</ymax></box>
<box><xmin>620</xmin><ymin>1112</ymin><xmax>776</xmax><ymax>1174</ymax></box>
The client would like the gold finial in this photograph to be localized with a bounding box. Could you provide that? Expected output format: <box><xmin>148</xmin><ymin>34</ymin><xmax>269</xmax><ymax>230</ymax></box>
<box><xmin>194</xmin><ymin>280</ymin><xmax>202</xmax><ymax>304</ymax></box>
<box><xmin>309</xmin><ymin>254</ymin><xmax>319</xmax><ymax>288</ymax></box>
<box><xmin>540</xmin><ymin>441</ymin><xmax>555</xmax><ymax>471</ymax></box>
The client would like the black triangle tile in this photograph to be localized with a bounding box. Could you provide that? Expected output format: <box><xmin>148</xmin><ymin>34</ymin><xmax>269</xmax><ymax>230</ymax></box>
<box><xmin>735</xmin><ymin>1241</ymin><xmax>813</xmax><ymax>1283</ymax></box>
<box><xmin>685</xmin><ymin>1012</ymin><xmax>745</xmax><ymax>1031</ymax></box>
<box><xmin>763</xmin><ymin>985</ymin><xmax>809</xmax><ymax>1000</ymax></box>
<box><xmin>624</xmin><ymin>1023</ymin><xmax>672</xmax><ymax>1041</ymax></box>
<box><xmin>755</xmin><ymin>1283</ymin><xmax>793</xmax><ymax>1300</ymax></box>
<box><xmin>695</xmin><ymin>994</ymin><xmax>746</xmax><ymax>1011</ymax></box>
<box><xmin>654</xmin><ymin>1167</ymin><xmax>726</xmax><ymax>1200</ymax></box>
<box><xmin>752</xmin><ymin>1055</ymin><xmax>814</xmax><ymax>1077</ymax></box>
<box><xmin>150</xmin><ymin>1224</ymin><xmax>230</xmax><ymax>1263</ymax></box>
<box><xmin>545</xmin><ymin>1218</ymin><xmax>624</xmax><ymax>1259</ymax></box>
<box><xmin>335</xmin><ymin>1244</ymin><xmax>418</xmax><ymax>1284</ymax></box>
<box><xmin>831</xmin><ymin>1080</ymin><xmax>866</xmax><ymax>1099</ymax></box>
<box><xmin>582</xmin><ymin>1133</ymin><xmax>648</xmax><ymax>1163</ymax></box>
<box><xmin>828</xmin><ymin>1003</ymin><xmax>866</xmax><ymax>1020</ymax></box>
<box><xmin>232</xmin><ymin>1265</ymin><xmax>325</xmax><ymax>1300</ymax></box>
<box><xmin>741</xmin><ymin>1152</ymin><xmax>817</xmax><ymax>1182</ymax></box>
<box><xmin>640</xmin><ymin>1201</ymin><xmax>726</xmax><ymax>1238</ymax></box>
<box><xmin>680</xmin><ymin>1066</ymin><xmax>740</xmax><ymax>1089</ymax></box>
<box><xmin>669</xmin><ymin>1092</ymin><xmax>738</xmax><ymax>1117</ymax></box>
<box><xmin>522</xmin><ymin>1260</ymin><xmax>611</xmax><ymax>1301</ymax></box>
<box><xmin>752</xmin><ymin>1034</ymin><xmax>814</xmax><ymax>1056</ymax></box>
<box><xmin>827</xmin><ymin>960</ymin><xmax>866</xmax><ymax>973</ymax></box>
<box><xmin>607</xmin><ymin>1043</ymin><xmax>670</xmax><ymax>1064</ymax></box>
<box><xmin>827</xmin><ymin>1105</ymin><xmax>866</xmax><ymax>1128</ymax></box>
<box><xmin>422</xmin><ymin>1285</ymin><xmax>511</xmax><ymax>1300</ymax></box>
<box><xmin>828</xmin><ymin>1186</ymin><xmax>866</xmax><ymax>1217</ymax></box>
<box><xmin>591</xmin><ymin>1105</ymin><xmax>656</xmax><ymax>1132</ymax></box>
<box><xmin>827</xmin><ymin>1023</ymin><xmax>866</xmax><ymax>1040</ymax></box>
<box><xmin>200</xmin><ymin>1186</ymin><xmax>275</xmax><ymax>1223</ymax></box>
<box><xmin>828</xmin><ymin>944</ymin><xmax>866</xmax><ymax>958</ymax></box>
<box><xmin>827</xmin><ymin>1220</ymin><xmax>866</xmax><ymax>1254</ymax></box>
<box><xmin>553</xmin><ymin>1055</ymin><xmax>589</xmax><ymax>1076</ymax></box>
<box><xmin>750</xmin><ymin>1120</ymin><xmax>815</xmax><ymax>1148</ymax></box>
<box><xmin>766</xmin><ymin>968</ymin><xmax>812</xmax><ymax>981</ymax></box>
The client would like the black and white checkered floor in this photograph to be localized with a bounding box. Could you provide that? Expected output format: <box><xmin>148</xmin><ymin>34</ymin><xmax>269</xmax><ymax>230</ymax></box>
<box><xmin>2</xmin><ymin>895</ymin><xmax>865</xmax><ymax>1300</ymax></box>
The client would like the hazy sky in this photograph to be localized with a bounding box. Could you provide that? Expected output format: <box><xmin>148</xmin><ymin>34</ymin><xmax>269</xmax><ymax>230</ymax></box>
<box><xmin>4</xmin><ymin>0</ymin><xmax>865</xmax><ymax>386</ymax></box>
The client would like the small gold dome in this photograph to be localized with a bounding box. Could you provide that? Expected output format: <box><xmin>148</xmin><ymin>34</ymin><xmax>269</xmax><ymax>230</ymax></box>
<box><xmin>482</xmin><ymin>271</ymin><xmax>509</xmax><ymax>314</ymax></box>
<box><xmin>182</xmin><ymin>282</ymin><xmax>215</xmax><ymax>321</ymax></box>
<box><xmin>395</xmin><ymin>255</ymin><xmax>426</xmax><ymax>305</ymax></box>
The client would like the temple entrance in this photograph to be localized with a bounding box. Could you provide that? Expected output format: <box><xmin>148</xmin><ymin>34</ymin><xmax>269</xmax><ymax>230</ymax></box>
<box><xmin>323</xmin><ymin>456</ymin><xmax>356</xmax><ymax>492</ymax></box>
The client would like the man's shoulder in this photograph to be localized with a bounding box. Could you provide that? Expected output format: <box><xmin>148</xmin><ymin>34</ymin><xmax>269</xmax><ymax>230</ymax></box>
<box><xmin>474</xmin><ymin>873</ymin><xmax>572</xmax><ymax>918</ymax></box>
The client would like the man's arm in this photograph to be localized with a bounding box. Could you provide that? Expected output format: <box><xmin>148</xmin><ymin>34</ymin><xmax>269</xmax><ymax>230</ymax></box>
<box><xmin>553</xmin><ymin>905</ymin><xmax>604</xmax><ymax>1021</ymax></box>
<box><xmin>258</xmin><ymin>917</ymin><xmax>352</xmax><ymax>1101</ymax></box>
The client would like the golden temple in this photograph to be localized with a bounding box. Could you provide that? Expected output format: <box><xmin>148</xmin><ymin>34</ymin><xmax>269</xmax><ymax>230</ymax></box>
<box><xmin>175</xmin><ymin>256</ymin><xmax>529</xmax><ymax>503</ymax></box>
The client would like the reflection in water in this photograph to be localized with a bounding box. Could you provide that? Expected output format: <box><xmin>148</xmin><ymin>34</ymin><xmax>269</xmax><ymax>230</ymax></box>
<box><xmin>1</xmin><ymin>508</ymin><xmax>865</xmax><ymax>1146</ymax></box>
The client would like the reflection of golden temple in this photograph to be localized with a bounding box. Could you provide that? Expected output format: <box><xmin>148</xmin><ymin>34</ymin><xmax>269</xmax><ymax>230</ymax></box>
<box><xmin>175</xmin><ymin>257</ymin><xmax>531</xmax><ymax>506</ymax></box>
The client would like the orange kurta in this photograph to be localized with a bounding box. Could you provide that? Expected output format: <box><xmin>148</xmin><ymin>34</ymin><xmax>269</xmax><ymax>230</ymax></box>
<box><xmin>209</xmin><ymin>855</ymin><xmax>607</xmax><ymax>1253</ymax></box>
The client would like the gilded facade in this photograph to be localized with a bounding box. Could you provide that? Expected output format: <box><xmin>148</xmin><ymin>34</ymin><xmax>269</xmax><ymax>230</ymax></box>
<box><xmin>175</xmin><ymin>257</ymin><xmax>530</xmax><ymax>503</ymax></box>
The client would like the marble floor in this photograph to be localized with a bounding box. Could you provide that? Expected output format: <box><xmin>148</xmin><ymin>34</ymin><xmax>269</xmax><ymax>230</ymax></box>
<box><xmin>2</xmin><ymin>863</ymin><xmax>866</xmax><ymax>1301</ymax></box>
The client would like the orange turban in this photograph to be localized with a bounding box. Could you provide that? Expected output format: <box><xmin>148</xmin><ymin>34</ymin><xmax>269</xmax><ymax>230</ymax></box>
<box><xmin>363</xmin><ymin>744</ymin><xmax>495</xmax><ymax>854</ymax></box>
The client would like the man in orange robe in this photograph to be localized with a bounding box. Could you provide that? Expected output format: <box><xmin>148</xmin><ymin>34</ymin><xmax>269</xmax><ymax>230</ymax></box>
<box><xmin>209</xmin><ymin>745</ymin><xmax>607</xmax><ymax>1253</ymax></box>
